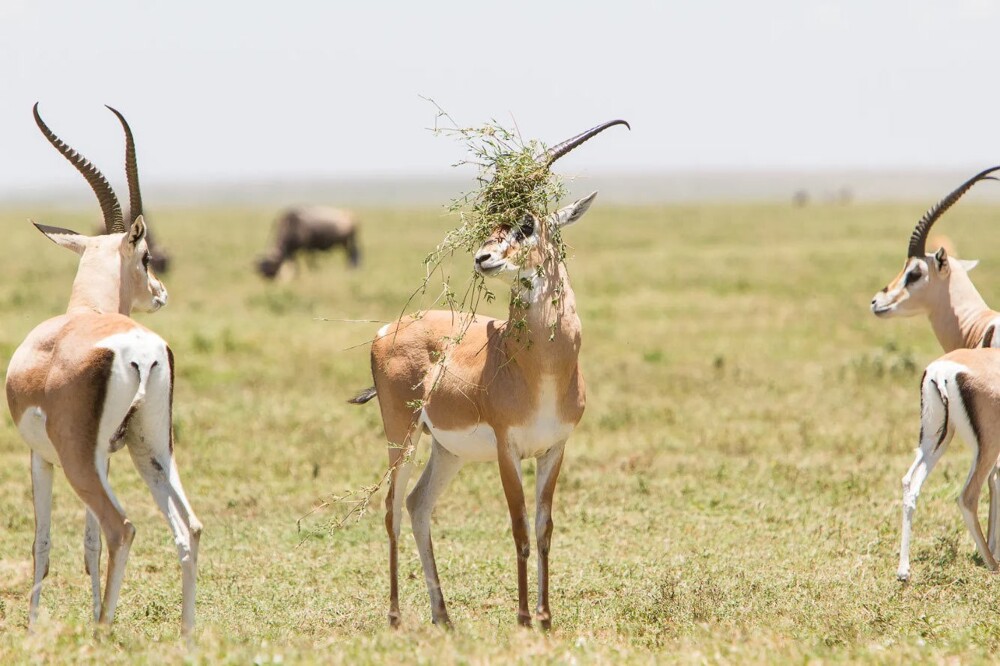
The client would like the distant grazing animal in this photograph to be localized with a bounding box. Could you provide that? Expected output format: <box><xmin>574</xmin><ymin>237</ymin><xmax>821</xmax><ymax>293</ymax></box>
<box><xmin>256</xmin><ymin>206</ymin><xmax>360</xmax><ymax>279</ymax></box>
<box><xmin>871</xmin><ymin>166</ymin><xmax>1000</xmax><ymax>581</ymax></box>
<box><xmin>350</xmin><ymin>120</ymin><xmax>629</xmax><ymax>629</ymax></box>
<box><xmin>6</xmin><ymin>104</ymin><xmax>201</xmax><ymax>636</ymax></box>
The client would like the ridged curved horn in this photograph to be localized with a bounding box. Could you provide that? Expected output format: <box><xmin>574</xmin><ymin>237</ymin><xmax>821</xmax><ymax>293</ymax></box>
<box><xmin>544</xmin><ymin>119</ymin><xmax>631</xmax><ymax>168</ymax></box>
<box><xmin>908</xmin><ymin>165</ymin><xmax>1000</xmax><ymax>257</ymax></box>
<box><xmin>105</xmin><ymin>105</ymin><xmax>142</xmax><ymax>224</ymax></box>
<box><xmin>33</xmin><ymin>103</ymin><xmax>125</xmax><ymax>234</ymax></box>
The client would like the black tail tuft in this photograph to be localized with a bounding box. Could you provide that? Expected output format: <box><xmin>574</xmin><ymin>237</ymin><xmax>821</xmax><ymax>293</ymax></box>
<box><xmin>348</xmin><ymin>386</ymin><xmax>377</xmax><ymax>404</ymax></box>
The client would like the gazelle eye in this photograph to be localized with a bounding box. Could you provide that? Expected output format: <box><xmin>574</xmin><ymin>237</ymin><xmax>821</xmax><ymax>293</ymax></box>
<box><xmin>142</xmin><ymin>252</ymin><xmax>151</xmax><ymax>269</ymax></box>
<box><xmin>904</xmin><ymin>270</ymin><xmax>922</xmax><ymax>287</ymax></box>
<box><xmin>515</xmin><ymin>216</ymin><xmax>534</xmax><ymax>241</ymax></box>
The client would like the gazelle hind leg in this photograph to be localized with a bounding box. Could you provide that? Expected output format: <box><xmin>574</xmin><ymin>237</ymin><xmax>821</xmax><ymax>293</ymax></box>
<box><xmin>534</xmin><ymin>442</ymin><xmax>565</xmax><ymax>630</ymax></box>
<box><xmin>899</xmin><ymin>378</ymin><xmax>952</xmax><ymax>582</ymax></box>
<box><xmin>28</xmin><ymin>452</ymin><xmax>54</xmax><ymax>631</ymax></box>
<box><xmin>406</xmin><ymin>438</ymin><xmax>463</xmax><ymax>627</ymax></box>
<box><xmin>61</xmin><ymin>452</ymin><xmax>135</xmax><ymax>629</ymax></box>
<box><xmin>164</xmin><ymin>458</ymin><xmax>203</xmax><ymax>568</ymax></box>
<box><xmin>129</xmin><ymin>448</ymin><xmax>199</xmax><ymax>636</ymax></box>
<box><xmin>988</xmin><ymin>465</ymin><xmax>1000</xmax><ymax>559</ymax></box>
<box><xmin>385</xmin><ymin>435</ymin><xmax>416</xmax><ymax>627</ymax></box>
<box><xmin>958</xmin><ymin>452</ymin><xmax>999</xmax><ymax>571</ymax></box>
<box><xmin>84</xmin><ymin>458</ymin><xmax>110</xmax><ymax>622</ymax></box>
<box><xmin>84</xmin><ymin>509</ymin><xmax>102</xmax><ymax>622</ymax></box>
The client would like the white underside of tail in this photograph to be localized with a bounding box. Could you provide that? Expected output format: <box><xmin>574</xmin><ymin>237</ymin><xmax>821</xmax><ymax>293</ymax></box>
<box><xmin>924</xmin><ymin>360</ymin><xmax>976</xmax><ymax>448</ymax></box>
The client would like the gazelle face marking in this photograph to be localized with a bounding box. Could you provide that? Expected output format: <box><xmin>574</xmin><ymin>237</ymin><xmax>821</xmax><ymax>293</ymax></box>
<box><xmin>872</xmin><ymin>256</ymin><xmax>934</xmax><ymax>318</ymax></box>
<box><xmin>474</xmin><ymin>214</ymin><xmax>541</xmax><ymax>282</ymax></box>
<box><xmin>872</xmin><ymin>247</ymin><xmax>980</xmax><ymax>319</ymax></box>
<box><xmin>472</xmin><ymin>192</ymin><xmax>599</xmax><ymax>283</ymax></box>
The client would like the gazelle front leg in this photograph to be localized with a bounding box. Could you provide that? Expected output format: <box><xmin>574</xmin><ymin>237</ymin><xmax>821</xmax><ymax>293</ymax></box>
<box><xmin>406</xmin><ymin>438</ymin><xmax>463</xmax><ymax>627</ymax></box>
<box><xmin>534</xmin><ymin>442</ymin><xmax>565</xmax><ymax>630</ymax></box>
<box><xmin>497</xmin><ymin>439</ymin><xmax>531</xmax><ymax>627</ymax></box>
<box><xmin>84</xmin><ymin>458</ymin><xmax>110</xmax><ymax>622</ymax></box>
<box><xmin>28</xmin><ymin>452</ymin><xmax>54</xmax><ymax>631</ymax></box>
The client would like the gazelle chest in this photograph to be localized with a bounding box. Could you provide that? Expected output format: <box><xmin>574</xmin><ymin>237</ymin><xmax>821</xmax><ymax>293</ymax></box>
<box><xmin>507</xmin><ymin>377</ymin><xmax>576</xmax><ymax>459</ymax></box>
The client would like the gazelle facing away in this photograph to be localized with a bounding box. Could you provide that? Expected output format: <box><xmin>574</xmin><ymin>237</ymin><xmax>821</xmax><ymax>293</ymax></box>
<box><xmin>5</xmin><ymin>104</ymin><xmax>201</xmax><ymax>635</ymax></box>
<box><xmin>870</xmin><ymin>166</ymin><xmax>1000</xmax><ymax>580</ymax></box>
<box><xmin>350</xmin><ymin>120</ymin><xmax>629</xmax><ymax>629</ymax></box>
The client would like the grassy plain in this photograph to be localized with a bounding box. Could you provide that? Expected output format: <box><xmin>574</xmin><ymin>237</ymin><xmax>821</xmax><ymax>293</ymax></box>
<box><xmin>3</xmin><ymin>200</ymin><xmax>1000</xmax><ymax>663</ymax></box>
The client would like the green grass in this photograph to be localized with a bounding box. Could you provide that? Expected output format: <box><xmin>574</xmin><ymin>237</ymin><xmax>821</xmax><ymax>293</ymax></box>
<box><xmin>3</xmin><ymin>201</ymin><xmax>1000</xmax><ymax>663</ymax></box>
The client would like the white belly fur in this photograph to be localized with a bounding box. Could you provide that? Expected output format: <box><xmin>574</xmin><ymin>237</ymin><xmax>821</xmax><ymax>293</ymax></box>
<box><xmin>423</xmin><ymin>377</ymin><xmax>575</xmax><ymax>462</ymax></box>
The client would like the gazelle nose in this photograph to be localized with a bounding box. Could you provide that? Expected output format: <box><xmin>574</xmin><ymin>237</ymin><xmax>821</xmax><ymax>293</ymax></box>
<box><xmin>475</xmin><ymin>252</ymin><xmax>493</xmax><ymax>265</ymax></box>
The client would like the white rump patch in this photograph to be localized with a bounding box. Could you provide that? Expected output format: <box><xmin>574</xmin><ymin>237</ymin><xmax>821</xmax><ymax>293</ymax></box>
<box><xmin>94</xmin><ymin>330</ymin><xmax>171</xmax><ymax>458</ymax></box>
<box><xmin>923</xmin><ymin>360</ymin><xmax>975</xmax><ymax>448</ymax></box>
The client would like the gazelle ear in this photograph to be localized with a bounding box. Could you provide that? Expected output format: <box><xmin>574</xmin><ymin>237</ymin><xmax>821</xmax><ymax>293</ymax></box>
<box><xmin>958</xmin><ymin>258</ymin><xmax>980</xmax><ymax>273</ymax></box>
<box><xmin>933</xmin><ymin>246</ymin><xmax>949</xmax><ymax>273</ymax></box>
<box><xmin>123</xmin><ymin>215</ymin><xmax>146</xmax><ymax>249</ymax></box>
<box><xmin>553</xmin><ymin>191</ymin><xmax>598</xmax><ymax>228</ymax></box>
<box><xmin>33</xmin><ymin>222</ymin><xmax>87</xmax><ymax>255</ymax></box>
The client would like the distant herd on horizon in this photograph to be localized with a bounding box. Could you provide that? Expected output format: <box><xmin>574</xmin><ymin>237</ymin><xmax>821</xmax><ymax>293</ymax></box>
<box><xmin>5</xmin><ymin>104</ymin><xmax>1000</xmax><ymax>638</ymax></box>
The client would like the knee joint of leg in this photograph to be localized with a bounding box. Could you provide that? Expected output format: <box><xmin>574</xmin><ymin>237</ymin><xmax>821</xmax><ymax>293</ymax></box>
<box><xmin>405</xmin><ymin>493</ymin><xmax>424</xmax><ymax>520</ymax></box>
<box><xmin>518</xmin><ymin>542</ymin><xmax>530</xmax><ymax>560</ymax></box>
<box><xmin>189</xmin><ymin>520</ymin><xmax>203</xmax><ymax>539</ymax></box>
<box><xmin>118</xmin><ymin>520</ymin><xmax>137</xmax><ymax>547</ymax></box>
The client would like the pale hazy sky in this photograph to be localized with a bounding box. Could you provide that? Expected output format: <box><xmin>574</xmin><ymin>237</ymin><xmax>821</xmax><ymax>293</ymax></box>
<box><xmin>1</xmin><ymin>0</ymin><xmax>998</xmax><ymax>194</ymax></box>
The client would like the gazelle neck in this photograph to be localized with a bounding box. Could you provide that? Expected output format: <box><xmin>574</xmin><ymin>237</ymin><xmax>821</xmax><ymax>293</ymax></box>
<box><xmin>67</xmin><ymin>253</ymin><xmax>130</xmax><ymax>316</ymax></box>
<box><xmin>927</xmin><ymin>269</ymin><xmax>994</xmax><ymax>351</ymax></box>
<box><xmin>505</xmin><ymin>256</ymin><xmax>581</xmax><ymax>374</ymax></box>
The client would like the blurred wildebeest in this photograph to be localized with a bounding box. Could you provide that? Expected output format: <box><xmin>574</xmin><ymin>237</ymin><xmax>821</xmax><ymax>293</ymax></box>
<box><xmin>256</xmin><ymin>206</ymin><xmax>361</xmax><ymax>279</ymax></box>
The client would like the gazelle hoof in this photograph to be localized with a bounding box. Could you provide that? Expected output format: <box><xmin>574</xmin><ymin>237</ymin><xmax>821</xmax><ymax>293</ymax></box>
<box><xmin>388</xmin><ymin>612</ymin><xmax>401</xmax><ymax>629</ymax></box>
<box><xmin>517</xmin><ymin>612</ymin><xmax>532</xmax><ymax>628</ymax></box>
<box><xmin>896</xmin><ymin>571</ymin><xmax>910</xmax><ymax>582</ymax></box>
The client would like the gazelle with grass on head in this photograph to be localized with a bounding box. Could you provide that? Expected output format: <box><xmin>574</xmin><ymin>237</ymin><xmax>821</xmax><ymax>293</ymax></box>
<box><xmin>349</xmin><ymin>120</ymin><xmax>629</xmax><ymax>629</ymax></box>
<box><xmin>871</xmin><ymin>166</ymin><xmax>1000</xmax><ymax>580</ymax></box>
<box><xmin>5</xmin><ymin>104</ymin><xmax>201</xmax><ymax>636</ymax></box>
